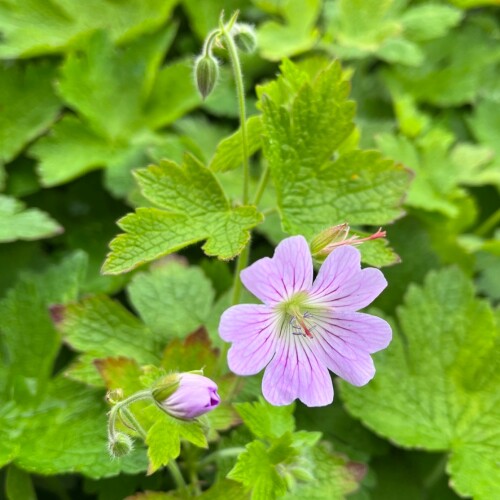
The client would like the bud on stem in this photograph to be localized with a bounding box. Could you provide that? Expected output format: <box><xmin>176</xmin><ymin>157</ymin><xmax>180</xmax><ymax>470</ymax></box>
<box><xmin>231</xmin><ymin>23</ymin><xmax>257</xmax><ymax>53</ymax></box>
<box><xmin>311</xmin><ymin>223</ymin><xmax>387</xmax><ymax>259</ymax></box>
<box><xmin>195</xmin><ymin>54</ymin><xmax>220</xmax><ymax>100</ymax></box>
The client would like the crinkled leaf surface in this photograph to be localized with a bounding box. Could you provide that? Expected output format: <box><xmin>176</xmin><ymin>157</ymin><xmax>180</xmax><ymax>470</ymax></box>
<box><xmin>60</xmin><ymin>295</ymin><xmax>159</xmax><ymax>367</ymax></box>
<box><xmin>0</xmin><ymin>0</ymin><xmax>179</xmax><ymax>58</ymax></box>
<box><xmin>0</xmin><ymin>195</ymin><xmax>62</xmax><ymax>243</ymax></box>
<box><xmin>340</xmin><ymin>268</ymin><xmax>500</xmax><ymax>500</ymax></box>
<box><xmin>0</xmin><ymin>61</ymin><xmax>60</xmax><ymax>165</ymax></box>
<box><xmin>260</xmin><ymin>60</ymin><xmax>410</xmax><ymax>239</ymax></box>
<box><xmin>103</xmin><ymin>155</ymin><xmax>263</xmax><ymax>274</ymax></box>
<box><xmin>128</xmin><ymin>260</ymin><xmax>214</xmax><ymax>339</ymax></box>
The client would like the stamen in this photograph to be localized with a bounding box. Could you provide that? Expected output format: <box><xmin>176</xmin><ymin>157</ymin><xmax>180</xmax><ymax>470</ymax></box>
<box><xmin>289</xmin><ymin>313</ymin><xmax>315</xmax><ymax>339</ymax></box>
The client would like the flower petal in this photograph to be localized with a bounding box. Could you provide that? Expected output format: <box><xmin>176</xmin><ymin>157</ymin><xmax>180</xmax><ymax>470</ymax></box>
<box><xmin>311</xmin><ymin>310</ymin><xmax>391</xmax><ymax>386</ymax></box>
<box><xmin>315</xmin><ymin>310</ymin><xmax>392</xmax><ymax>353</ymax></box>
<box><xmin>219</xmin><ymin>304</ymin><xmax>279</xmax><ymax>375</ymax></box>
<box><xmin>241</xmin><ymin>235</ymin><xmax>313</xmax><ymax>305</ymax></box>
<box><xmin>309</xmin><ymin>246</ymin><xmax>387</xmax><ymax>311</ymax></box>
<box><xmin>262</xmin><ymin>328</ymin><xmax>333</xmax><ymax>407</ymax></box>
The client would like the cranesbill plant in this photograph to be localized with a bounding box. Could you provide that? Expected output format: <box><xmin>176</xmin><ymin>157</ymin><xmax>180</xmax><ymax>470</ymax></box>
<box><xmin>99</xmin><ymin>8</ymin><xmax>409</xmax><ymax>498</ymax></box>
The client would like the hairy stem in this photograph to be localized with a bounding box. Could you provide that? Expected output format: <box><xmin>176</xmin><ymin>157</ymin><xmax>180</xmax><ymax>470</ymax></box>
<box><xmin>221</xmin><ymin>16</ymin><xmax>250</xmax><ymax>204</ymax></box>
<box><xmin>107</xmin><ymin>390</ymin><xmax>152</xmax><ymax>440</ymax></box>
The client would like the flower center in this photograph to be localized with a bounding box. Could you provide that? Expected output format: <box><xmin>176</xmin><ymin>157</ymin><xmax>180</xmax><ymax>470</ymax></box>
<box><xmin>289</xmin><ymin>312</ymin><xmax>316</xmax><ymax>339</ymax></box>
<box><xmin>277</xmin><ymin>292</ymin><xmax>321</xmax><ymax>340</ymax></box>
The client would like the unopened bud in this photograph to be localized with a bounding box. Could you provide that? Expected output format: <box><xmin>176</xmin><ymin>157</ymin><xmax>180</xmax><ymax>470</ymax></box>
<box><xmin>232</xmin><ymin>23</ymin><xmax>257</xmax><ymax>54</ymax></box>
<box><xmin>151</xmin><ymin>373</ymin><xmax>180</xmax><ymax>402</ymax></box>
<box><xmin>108</xmin><ymin>432</ymin><xmax>133</xmax><ymax>458</ymax></box>
<box><xmin>153</xmin><ymin>372</ymin><xmax>220</xmax><ymax>420</ymax></box>
<box><xmin>311</xmin><ymin>223</ymin><xmax>387</xmax><ymax>259</ymax></box>
<box><xmin>195</xmin><ymin>54</ymin><xmax>219</xmax><ymax>100</ymax></box>
<box><xmin>310</xmin><ymin>223</ymin><xmax>350</xmax><ymax>256</ymax></box>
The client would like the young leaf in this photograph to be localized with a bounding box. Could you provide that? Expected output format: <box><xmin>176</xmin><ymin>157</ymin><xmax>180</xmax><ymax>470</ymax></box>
<box><xmin>0</xmin><ymin>61</ymin><xmax>60</xmax><ymax>164</ymax></box>
<box><xmin>234</xmin><ymin>398</ymin><xmax>295</xmax><ymax>440</ymax></box>
<box><xmin>260</xmin><ymin>60</ymin><xmax>410</xmax><ymax>239</ymax></box>
<box><xmin>340</xmin><ymin>268</ymin><xmax>500</xmax><ymax>500</ymax></box>
<box><xmin>146</xmin><ymin>416</ymin><xmax>207</xmax><ymax>474</ymax></box>
<box><xmin>102</xmin><ymin>155</ymin><xmax>263</xmax><ymax>274</ymax></box>
<box><xmin>228</xmin><ymin>439</ymin><xmax>290</xmax><ymax>499</ymax></box>
<box><xmin>0</xmin><ymin>195</ymin><xmax>62</xmax><ymax>243</ymax></box>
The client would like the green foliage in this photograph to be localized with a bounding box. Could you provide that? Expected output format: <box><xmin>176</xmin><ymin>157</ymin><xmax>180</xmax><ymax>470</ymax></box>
<box><xmin>0</xmin><ymin>0</ymin><xmax>179</xmax><ymax>58</ymax></box>
<box><xmin>209</xmin><ymin>115</ymin><xmax>263</xmax><ymax>173</ymax></box>
<box><xmin>324</xmin><ymin>0</ymin><xmax>462</xmax><ymax>65</ymax></box>
<box><xmin>256</xmin><ymin>0</ymin><xmax>322</xmax><ymax>60</ymax></box>
<box><xmin>234</xmin><ymin>399</ymin><xmax>295</xmax><ymax>439</ymax></box>
<box><xmin>147</xmin><ymin>416</ymin><xmax>207</xmax><ymax>474</ymax></box>
<box><xmin>382</xmin><ymin>19</ymin><xmax>500</xmax><ymax>106</ymax></box>
<box><xmin>0</xmin><ymin>61</ymin><xmax>60</xmax><ymax>166</ymax></box>
<box><xmin>0</xmin><ymin>195</ymin><xmax>62</xmax><ymax>242</ymax></box>
<box><xmin>127</xmin><ymin>261</ymin><xmax>214</xmax><ymax>339</ymax></box>
<box><xmin>260</xmin><ymin>59</ymin><xmax>411</xmax><ymax>238</ymax></box>
<box><xmin>1</xmin><ymin>1</ymin><xmax>499</xmax><ymax>498</ymax></box>
<box><xmin>340</xmin><ymin>268</ymin><xmax>500</xmax><ymax>499</ymax></box>
<box><xmin>102</xmin><ymin>155</ymin><xmax>263</xmax><ymax>274</ymax></box>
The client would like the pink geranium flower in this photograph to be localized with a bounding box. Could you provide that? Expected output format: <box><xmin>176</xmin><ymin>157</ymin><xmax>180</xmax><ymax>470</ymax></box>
<box><xmin>219</xmin><ymin>236</ymin><xmax>392</xmax><ymax>407</ymax></box>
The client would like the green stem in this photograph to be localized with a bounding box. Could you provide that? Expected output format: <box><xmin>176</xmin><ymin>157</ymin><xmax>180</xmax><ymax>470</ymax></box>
<box><xmin>221</xmin><ymin>18</ymin><xmax>250</xmax><ymax>204</ymax></box>
<box><xmin>167</xmin><ymin>461</ymin><xmax>188</xmax><ymax>492</ymax></box>
<box><xmin>253</xmin><ymin>164</ymin><xmax>270</xmax><ymax>206</ymax></box>
<box><xmin>230</xmin><ymin>243</ymin><xmax>250</xmax><ymax>306</ymax></box>
<box><xmin>115</xmin><ymin>398</ymin><xmax>187</xmax><ymax>492</ymax></box>
<box><xmin>120</xmin><ymin>407</ymin><xmax>147</xmax><ymax>439</ymax></box>
<box><xmin>199</xmin><ymin>447</ymin><xmax>245</xmax><ymax>466</ymax></box>
<box><xmin>108</xmin><ymin>390</ymin><xmax>152</xmax><ymax>440</ymax></box>
<box><xmin>202</xmin><ymin>29</ymin><xmax>220</xmax><ymax>57</ymax></box>
<box><xmin>475</xmin><ymin>208</ymin><xmax>500</xmax><ymax>237</ymax></box>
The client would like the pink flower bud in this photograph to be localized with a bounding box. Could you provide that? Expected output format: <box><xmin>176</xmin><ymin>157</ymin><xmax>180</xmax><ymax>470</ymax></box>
<box><xmin>154</xmin><ymin>373</ymin><xmax>220</xmax><ymax>420</ymax></box>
